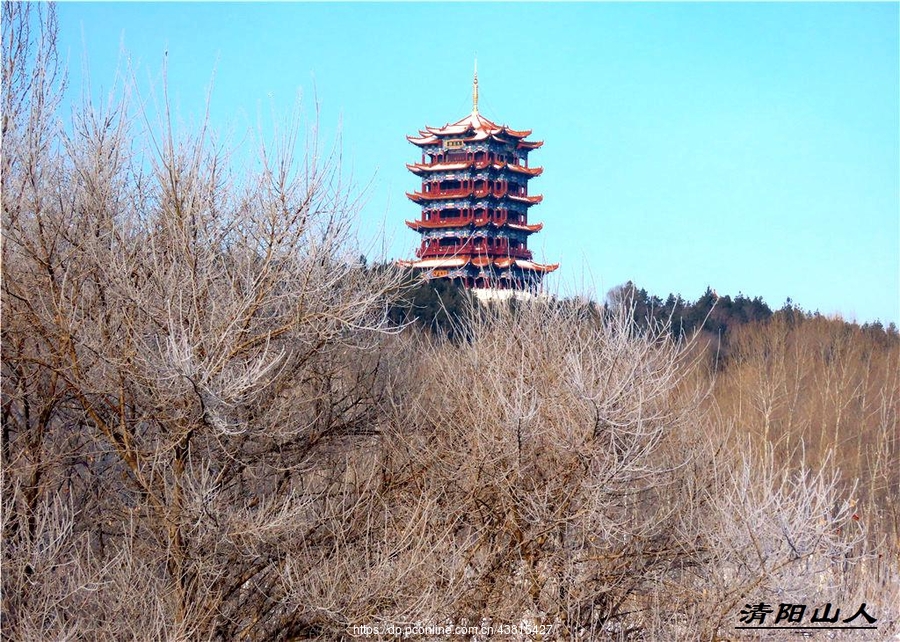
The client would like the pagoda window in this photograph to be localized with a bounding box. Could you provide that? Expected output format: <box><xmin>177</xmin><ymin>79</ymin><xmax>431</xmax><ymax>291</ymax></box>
<box><xmin>446</xmin><ymin>150</ymin><xmax>467</xmax><ymax>163</ymax></box>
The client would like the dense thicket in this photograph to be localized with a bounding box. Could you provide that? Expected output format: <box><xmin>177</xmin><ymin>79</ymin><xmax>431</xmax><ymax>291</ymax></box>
<box><xmin>3</xmin><ymin>5</ymin><xmax>898</xmax><ymax>640</ymax></box>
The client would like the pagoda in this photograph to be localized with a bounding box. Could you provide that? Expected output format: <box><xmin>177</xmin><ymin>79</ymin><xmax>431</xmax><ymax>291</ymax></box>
<box><xmin>399</xmin><ymin>67</ymin><xmax>558</xmax><ymax>294</ymax></box>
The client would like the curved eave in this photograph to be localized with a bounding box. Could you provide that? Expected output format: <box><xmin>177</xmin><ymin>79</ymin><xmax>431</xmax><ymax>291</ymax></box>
<box><xmin>508</xmin><ymin>194</ymin><xmax>543</xmax><ymax>204</ymax></box>
<box><xmin>502</xmin><ymin>127</ymin><xmax>532</xmax><ymax>138</ymax></box>
<box><xmin>407</xmin><ymin>134</ymin><xmax>441</xmax><ymax>147</ymax></box>
<box><xmin>506</xmin><ymin>164</ymin><xmax>543</xmax><ymax>177</ymax></box>
<box><xmin>507</xmin><ymin>222</ymin><xmax>543</xmax><ymax>233</ymax></box>
<box><xmin>426</xmin><ymin>123</ymin><xmax>471</xmax><ymax>136</ymax></box>
<box><xmin>517</xmin><ymin>140</ymin><xmax>543</xmax><ymax>150</ymax></box>
<box><xmin>515</xmin><ymin>260</ymin><xmax>559</xmax><ymax>273</ymax></box>
<box><xmin>487</xmin><ymin>134</ymin><xmax>519</xmax><ymax>146</ymax></box>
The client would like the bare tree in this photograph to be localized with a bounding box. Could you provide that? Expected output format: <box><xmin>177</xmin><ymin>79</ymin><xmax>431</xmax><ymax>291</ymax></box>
<box><xmin>2</xmin><ymin>4</ymin><xmax>401</xmax><ymax>639</ymax></box>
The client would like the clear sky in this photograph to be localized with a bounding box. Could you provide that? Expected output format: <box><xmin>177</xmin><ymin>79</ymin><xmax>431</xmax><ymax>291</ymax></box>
<box><xmin>55</xmin><ymin>2</ymin><xmax>899</xmax><ymax>325</ymax></box>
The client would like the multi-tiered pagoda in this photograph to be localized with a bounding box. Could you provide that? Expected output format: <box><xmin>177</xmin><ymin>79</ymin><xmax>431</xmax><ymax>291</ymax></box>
<box><xmin>399</xmin><ymin>69</ymin><xmax>558</xmax><ymax>294</ymax></box>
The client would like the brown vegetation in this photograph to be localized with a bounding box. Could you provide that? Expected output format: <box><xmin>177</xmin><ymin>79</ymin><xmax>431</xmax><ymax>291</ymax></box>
<box><xmin>2</xmin><ymin>5</ymin><xmax>897</xmax><ymax>640</ymax></box>
<box><xmin>713</xmin><ymin>313</ymin><xmax>900</xmax><ymax>564</ymax></box>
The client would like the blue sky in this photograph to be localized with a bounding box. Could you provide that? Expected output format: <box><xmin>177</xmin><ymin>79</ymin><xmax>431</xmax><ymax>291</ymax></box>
<box><xmin>55</xmin><ymin>2</ymin><xmax>899</xmax><ymax>324</ymax></box>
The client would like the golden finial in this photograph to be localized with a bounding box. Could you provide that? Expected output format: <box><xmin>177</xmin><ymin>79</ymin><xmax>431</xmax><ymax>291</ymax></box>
<box><xmin>473</xmin><ymin>56</ymin><xmax>479</xmax><ymax>114</ymax></box>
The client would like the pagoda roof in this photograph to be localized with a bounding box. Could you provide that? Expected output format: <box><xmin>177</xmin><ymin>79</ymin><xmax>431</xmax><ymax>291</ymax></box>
<box><xmin>397</xmin><ymin>256</ymin><xmax>559</xmax><ymax>274</ymax></box>
<box><xmin>407</xmin><ymin>160</ymin><xmax>543</xmax><ymax>177</ymax></box>
<box><xmin>407</xmin><ymin>134</ymin><xmax>441</xmax><ymax>146</ymax></box>
<box><xmin>426</xmin><ymin>112</ymin><xmax>531</xmax><ymax>138</ymax></box>
<box><xmin>406</xmin><ymin>219</ymin><xmax>543</xmax><ymax>233</ymax></box>
<box><xmin>397</xmin><ymin>257</ymin><xmax>467</xmax><ymax>269</ymax></box>
<box><xmin>408</xmin><ymin>110</ymin><xmax>541</xmax><ymax>148</ymax></box>
<box><xmin>407</xmin><ymin>189</ymin><xmax>542</xmax><ymax>205</ymax></box>
<box><xmin>407</xmin><ymin>188</ymin><xmax>473</xmax><ymax>203</ymax></box>
<box><xmin>406</xmin><ymin>161</ymin><xmax>472</xmax><ymax>175</ymax></box>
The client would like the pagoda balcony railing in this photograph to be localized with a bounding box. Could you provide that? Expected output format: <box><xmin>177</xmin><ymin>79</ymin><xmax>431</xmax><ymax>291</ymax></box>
<box><xmin>416</xmin><ymin>243</ymin><xmax>533</xmax><ymax>261</ymax></box>
<box><xmin>419</xmin><ymin>212</ymin><xmax>513</xmax><ymax>227</ymax></box>
<box><xmin>474</xmin><ymin>212</ymin><xmax>507</xmax><ymax>226</ymax></box>
<box><xmin>412</xmin><ymin>159</ymin><xmax>519</xmax><ymax>172</ymax></box>
<box><xmin>420</xmin><ymin>187</ymin><xmax>472</xmax><ymax>199</ymax></box>
<box><xmin>506</xmin><ymin>247</ymin><xmax>534</xmax><ymax>260</ymax></box>
<box><xmin>414</xmin><ymin>183</ymin><xmax>527</xmax><ymax>202</ymax></box>
<box><xmin>430</xmin><ymin>216</ymin><xmax>470</xmax><ymax>226</ymax></box>
<box><xmin>472</xmin><ymin>185</ymin><xmax>510</xmax><ymax>199</ymax></box>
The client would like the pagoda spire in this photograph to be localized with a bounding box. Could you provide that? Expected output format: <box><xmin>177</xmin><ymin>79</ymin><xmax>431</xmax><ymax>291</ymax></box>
<box><xmin>472</xmin><ymin>57</ymin><xmax>479</xmax><ymax>114</ymax></box>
